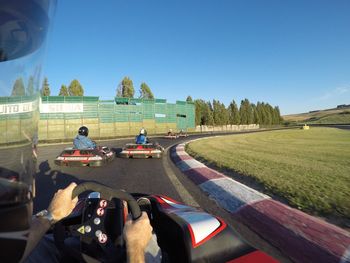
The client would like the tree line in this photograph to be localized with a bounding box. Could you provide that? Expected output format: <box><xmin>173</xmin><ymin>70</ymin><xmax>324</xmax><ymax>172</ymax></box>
<box><xmin>187</xmin><ymin>96</ymin><xmax>282</xmax><ymax>125</ymax></box>
<box><xmin>11</xmin><ymin>76</ymin><xmax>154</xmax><ymax>98</ymax></box>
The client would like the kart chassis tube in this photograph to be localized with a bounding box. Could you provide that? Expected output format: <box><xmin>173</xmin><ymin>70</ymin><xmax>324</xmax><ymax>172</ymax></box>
<box><xmin>72</xmin><ymin>182</ymin><xmax>141</xmax><ymax>220</ymax></box>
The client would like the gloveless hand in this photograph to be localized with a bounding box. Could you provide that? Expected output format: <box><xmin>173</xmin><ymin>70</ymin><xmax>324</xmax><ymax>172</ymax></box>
<box><xmin>124</xmin><ymin>212</ymin><xmax>153</xmax><ymax>263</ymax></box>
<box><xmin>48</xmin><ymin>182</ymin><xmax>78</xmax><ymax>222</ymax></box>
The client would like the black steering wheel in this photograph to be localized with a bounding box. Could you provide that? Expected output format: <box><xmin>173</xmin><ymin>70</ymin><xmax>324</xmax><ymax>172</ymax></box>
<box><xmin>54</xmin><ymin>182</ymin><xmax>142</xmax><ymax>263</ymax></box>
<box><xmin>72</xmin><ymin>182</ymin><xmax>141</xmax><ymax>220</ymax></box>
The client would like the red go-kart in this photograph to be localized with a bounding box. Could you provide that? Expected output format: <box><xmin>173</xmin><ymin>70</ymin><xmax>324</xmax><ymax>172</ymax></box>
<box><xmin>55</xmin><ymin>146</ymin><xmax>115</xmax><ymax>167</ymax></box>
<box><xmin>118</xmin><ymin>143</ymin><xmax>164</xmax><ymax>159</ymax></box>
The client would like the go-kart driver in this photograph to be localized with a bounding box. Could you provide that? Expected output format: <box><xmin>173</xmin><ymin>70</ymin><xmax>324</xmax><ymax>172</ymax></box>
<box><xmin>135</xmin><ymin>128</ymin><xmax>148</xmax><ymax>144</ymax></box>
<box><xmin>73</xmin><ymin>126</ymin><xmax>97</xmax><ymax>149</ymax></box>
<box><xmin>167</xmin><ymin>129</ymin><xmax>173</xmax><ymax>136</ymax></box>
<box><xmin>0</xmin><ymin>1</ymin><xmax>159</xmax><ymax>263</ymax></box>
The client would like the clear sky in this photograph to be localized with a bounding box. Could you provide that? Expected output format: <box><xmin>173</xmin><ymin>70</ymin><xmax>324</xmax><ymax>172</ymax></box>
<box><xmin>44</xmin><ymin>0</ymin><xmax>350</xmax><ymax>115</ymax></box>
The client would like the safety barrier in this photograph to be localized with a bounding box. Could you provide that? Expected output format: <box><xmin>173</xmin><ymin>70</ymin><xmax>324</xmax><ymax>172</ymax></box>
<box><xmin>38</xmin><ymin>96</ymin><xmax>195</xmax><ymax>141</ymax></box>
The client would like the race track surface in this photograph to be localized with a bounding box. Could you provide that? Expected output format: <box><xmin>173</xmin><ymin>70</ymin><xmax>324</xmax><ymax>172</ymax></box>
<box><xmin>34</xmin><ymin>134</ymin><xmax>231</xmax><ymax>215</ymax></box>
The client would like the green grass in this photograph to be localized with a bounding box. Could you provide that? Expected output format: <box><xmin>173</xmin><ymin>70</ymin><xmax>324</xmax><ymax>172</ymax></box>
<box><xmin>283</xmin><ymin>108</ymin><xmax>350</xmax><ymax>124</ymax></box>
<box><xmin>308</xmin><ymin>111</ymin><xmax>350</xmax><ymax>124</ymax></box>
<box><xmin>187</xmin><ymin>128</ymin><xmax>350</xmax><ymax>220</ymax></box>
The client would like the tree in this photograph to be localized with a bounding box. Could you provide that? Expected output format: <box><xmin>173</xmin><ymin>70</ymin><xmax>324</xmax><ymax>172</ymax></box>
<box><xmin>205</xmin><ymin>102</ymin><xmax>214</xmax><ymax>125</ymax></box>
<box><xmin>41</xmin><ymin>77</ymin><xmax>50</xmax><ymax>96</ymax></box>
<box><xmin>68</xmin><ymin>79</ymin><xmax>84</xmax><ymax>96</ymax></box>
<box><xmin>239</xmin><ymin>99</ymin><xmax>253</xmax><ymax>124</ymax></box>
<box><xmin>228</xmin><ymin>100</ymin><xmax>240</xmax><ymax>124</ymax></box>
<box><xmin>139</xmin><ymin>82</ymin><xmax>154</xmax><ymax>99</ymax></box>
<box><xmin>186</xmin><ymin>96</ymin><xmax>193</xmax><ymax>102</ymax></box>
<box><xmin>274</xmin><ymin>106</ymin><xmax>283</xmax><ymax>124</ymax></box>
<box><xmin>194</xmin><ymin>99</ymin><xmax>206</xmax><ymax>125</ymax></box>
<box><xmin>212</xmin><ymin>100</ymin><xmax>229</xmax><ymax>125</ymax></box>
<box><xmin>251</xmin><ymin>103</ymin><xmax>260</xmax><ymax>124</ymax></box>
<box><xmin>213</xmin><ymin>100</ymin><xmax>220</xmax><ymax>125</ymax></box>
<box><xmin>59</xmin><ymin>85</ymin><xmax>69</xmax><ymax>96</ymax></box>
<box><xmin>27</xmin><ymin>76</ymin><xmax>34</xmax><ymax>96</ymax></box>
<box><xmin>116</xmin><ymin>77</ymin><xmax>134</xmax><ymax>98</ymax></box>
<box><xmin>203</xmin><ymin>101</ymin><xmax>214</xmax><ymax>125</ymax></box>
<box><xmin>11</xmin><ymin>78</ymin><xmax>25</xmax><ymax>96</ymax></box>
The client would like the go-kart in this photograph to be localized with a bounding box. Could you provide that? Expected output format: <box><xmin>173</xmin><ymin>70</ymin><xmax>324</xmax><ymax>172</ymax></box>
<box><xmin>164</xmin><ymin>132</ymin><xmax>178</xmax><ymax>139</ymax></box>
<box><xmin>53</xmin><ymin>182</ymin><xmax>276</xmax><ymax>263</ymax></box>
<box><xmin>55</xmin><ymin>147</ymin><xmax>115</xmax><ymax>167</ymax></box>
<box><xmin>118</xmin><ymin>143</ymin><xmax>164</xmax><ymax>159</ymax></box>
<box><xmin>177</xmin><ymin>132</ymin><xmax>188</xmax><ymax>138</ymax></box>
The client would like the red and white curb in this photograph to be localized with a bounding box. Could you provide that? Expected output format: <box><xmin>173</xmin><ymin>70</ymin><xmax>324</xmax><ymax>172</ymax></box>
<box><xmin>171</xmin><ymin>142</ymin><xmax>350</xmax><ymax>263</ymax></box>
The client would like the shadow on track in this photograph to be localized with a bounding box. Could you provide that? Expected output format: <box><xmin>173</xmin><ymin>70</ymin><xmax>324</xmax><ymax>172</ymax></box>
<box><xmin>33</xmin><ymin>160</ymin><xmax>101</xmax><ymax>213</ymax></box>
<box><xmin>111</xmin><ymin>148</ymin><xmax>123</xmax><ymax>155</ymax></box>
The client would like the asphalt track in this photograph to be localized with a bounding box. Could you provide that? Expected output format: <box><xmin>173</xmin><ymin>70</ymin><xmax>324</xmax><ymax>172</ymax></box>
<box><xmin>34</xmin><ymin>133</ymin><xmax>241</xmax><ymax>213</ymax></box>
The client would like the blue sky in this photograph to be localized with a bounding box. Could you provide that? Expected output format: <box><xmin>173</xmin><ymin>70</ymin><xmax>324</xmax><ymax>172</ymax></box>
<box><xmin>44</xmin><ymin>0</ymin><xmax>350</xmax><ymax>114</ymax></box>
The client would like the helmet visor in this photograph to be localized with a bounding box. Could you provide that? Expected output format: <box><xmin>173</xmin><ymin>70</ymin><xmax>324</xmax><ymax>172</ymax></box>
<box><xmin>0</xmin><ymin>0</ymin><xmax>56</xmax><ymax>205</ymax></box>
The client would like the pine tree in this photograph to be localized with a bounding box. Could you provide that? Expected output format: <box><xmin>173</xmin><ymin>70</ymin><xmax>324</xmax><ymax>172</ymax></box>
<box><xmin>206</xmin><ymin>102</ymin><xmax>214</xmax><ymax>125</ymax></box>
<box><xmin>68</xmin><ymin>79</ymin><xmax>84</xmax><ymax>96</ymax></box>
<box><xmin>116</xmin><ymin>77</ymin><xmax>134</xmax><ymax>98</ymax></box>
<box><xmin>238</xmin><ymin>99</ymin><xmax>254</xmax><ymax>124</ymax></box>
<box><xmin>41</xmin><ymin>77</ymin><xmax>50</xmax><ymax>96</ymax></box>
<box><xmin>194</xmin><ymin>99</ymin><xmax>206</xmax><ymax>125</ymax></box>
<box><xmin>139</xmin><ymin>82</ymin><xmax>154</xmax><ymax>99</ymax></box>
<box><xmin>251</xmin><ymin>104</ymin><xmax>260</xmax><ymax>124</ymax></box>
<box><xmin>274</xmin><ymin>106</ymin><xmax>283</xmax><ymax>124</ymax></box>
<box><xmin>11</xmin><ymin>78</ymin><xmax>25</xmax><ymax>96</ymax></box>
<box><xmin>186</xmin><ymin>96</ymin><xmax>193</xmax><ymax>102</ymax></box>
<box><xmin>213</xmin><ymin>100</ymin><xmax>220</xmax><ymax>125</ymax></box>
<box><xmin>265</xmin><ymin>103</ymin><xmax>273</xmax><ymax>125</ymax></box>
<box><xmin>26</xmin><ymin>76</ymin><xmax>34</xmax><ymax>96</ymax></box>
<box><xmin>59</xmin><ymin>85</ymin><xmax>69</xmax><ymax>96</ymax></box>
<box><xmin>221</xmin><ymin>102</ymin><xmax>229</xmax><ymax>125</ymax></box>
<box><xmin>228</xmin><ymin>100</ymin><xmax>240</xmax><ymax>124</ymax></box>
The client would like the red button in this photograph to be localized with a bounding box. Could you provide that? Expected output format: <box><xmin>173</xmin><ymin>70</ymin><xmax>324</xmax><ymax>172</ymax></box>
<box><xmin>99</xmin><ymin>200</ymin><xmax>107</xmax><ymax>208</ymax></box>
<box><xmin>98</xmin><ymin>233</ymin><xmax>108</xmax><ymax>244</ymax></box>
<box><xmin>96</xmin><ymin>208</ymin><xmax>105</xmax><ymax>216</ymax></box>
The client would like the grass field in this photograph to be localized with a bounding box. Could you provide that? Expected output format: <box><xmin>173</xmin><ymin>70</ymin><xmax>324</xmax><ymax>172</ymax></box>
<box><xmin>187</xmin><ymin>128</ymin><xmax>350</xmax><ymax>221</ymax></box>
<box><xmin>283</xmin><ymin>108</ymin><xmax>350</xmax><ymax>124</ymax></box>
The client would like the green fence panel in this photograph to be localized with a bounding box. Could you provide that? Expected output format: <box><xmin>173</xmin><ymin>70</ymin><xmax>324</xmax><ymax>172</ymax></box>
<box><xmin>37</xmin><ymin>96</ymin><xmax>195</xmax><ymax>140</ymax></box>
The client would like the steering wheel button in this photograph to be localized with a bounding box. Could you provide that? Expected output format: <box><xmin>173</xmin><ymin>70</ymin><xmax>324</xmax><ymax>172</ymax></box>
<box><xmin>94</xmin><ymin>218</ymin><xmax>101</xmax><ymax>225</ymax></box>
<box><xmin>95</xmin><ymin>230</ymin><xmax>102</xmax><ymax>237</ymax></box>
<box><xmin>98</xmin><ymin>233</ymin><xmax>108</xmax><ymax>244</ymax></box>
<box><xmin>85</xmin><ymin>226</ymin><xmax>91</xmax><ymax>233</ymax></box>
<box><xmin>96</xmin><ymin>208</ymin><xmax>105</xmax><ymax>216</ymax></box>
<box><xmin>99</xmin><ymin>200</ymin><xmax>107</xmax><ymax>208</ymax></box>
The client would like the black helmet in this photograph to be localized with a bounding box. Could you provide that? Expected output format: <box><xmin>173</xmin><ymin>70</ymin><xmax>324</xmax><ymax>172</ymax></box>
<box><xmin>0</xmin><ymin>0</ymin><xmax>56</xmax><ymax>262</ymax></box>
<box><xmin>78</xmin><ymin>126</ymin><xmax>89</xmax><ymax>136</ymax></box>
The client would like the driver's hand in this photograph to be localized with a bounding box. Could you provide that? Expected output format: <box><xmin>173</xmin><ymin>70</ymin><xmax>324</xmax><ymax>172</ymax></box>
<box><xmin>123</xmin><ymin>212</ymin><xmax>152</xmax><ymax>262</ymax></box>
<box><xmin>48</xmin><ymin>183</ymin><xmax>78</xmax><ymax>222</ymax></box>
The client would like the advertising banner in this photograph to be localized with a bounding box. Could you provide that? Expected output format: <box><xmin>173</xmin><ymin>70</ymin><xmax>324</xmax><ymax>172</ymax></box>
<box><xmin>40</xmin><ymin>103</ymin><xmax>84</xmax><ymax>113</ymax></box>
<box><xmin>0</xmin><ymin>101</ymin><xmax>37</xmax><ymax>115</ymax></box>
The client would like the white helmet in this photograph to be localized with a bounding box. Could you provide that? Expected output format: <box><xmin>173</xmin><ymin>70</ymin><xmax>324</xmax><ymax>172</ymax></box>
<box><xmin>140</xmin><ymin>128</ymin><xmax>146</xmax><ymax>135</ymax></box>
<box><xmin>169</xmin><ymin>129</ymin><xmax>173</xmax><ymax>132</ymax></box>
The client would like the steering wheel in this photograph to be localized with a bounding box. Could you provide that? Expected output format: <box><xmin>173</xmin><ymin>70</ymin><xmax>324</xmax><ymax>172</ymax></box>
<box><xmin>54</xmin><ymin>182</ymin><xmax>142</xmax><ymax>263</ymax></box>
<box><xmin>72</xmin><ymin>183</ymin><xmax>141</xmax><ymax>220</ymax></box>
